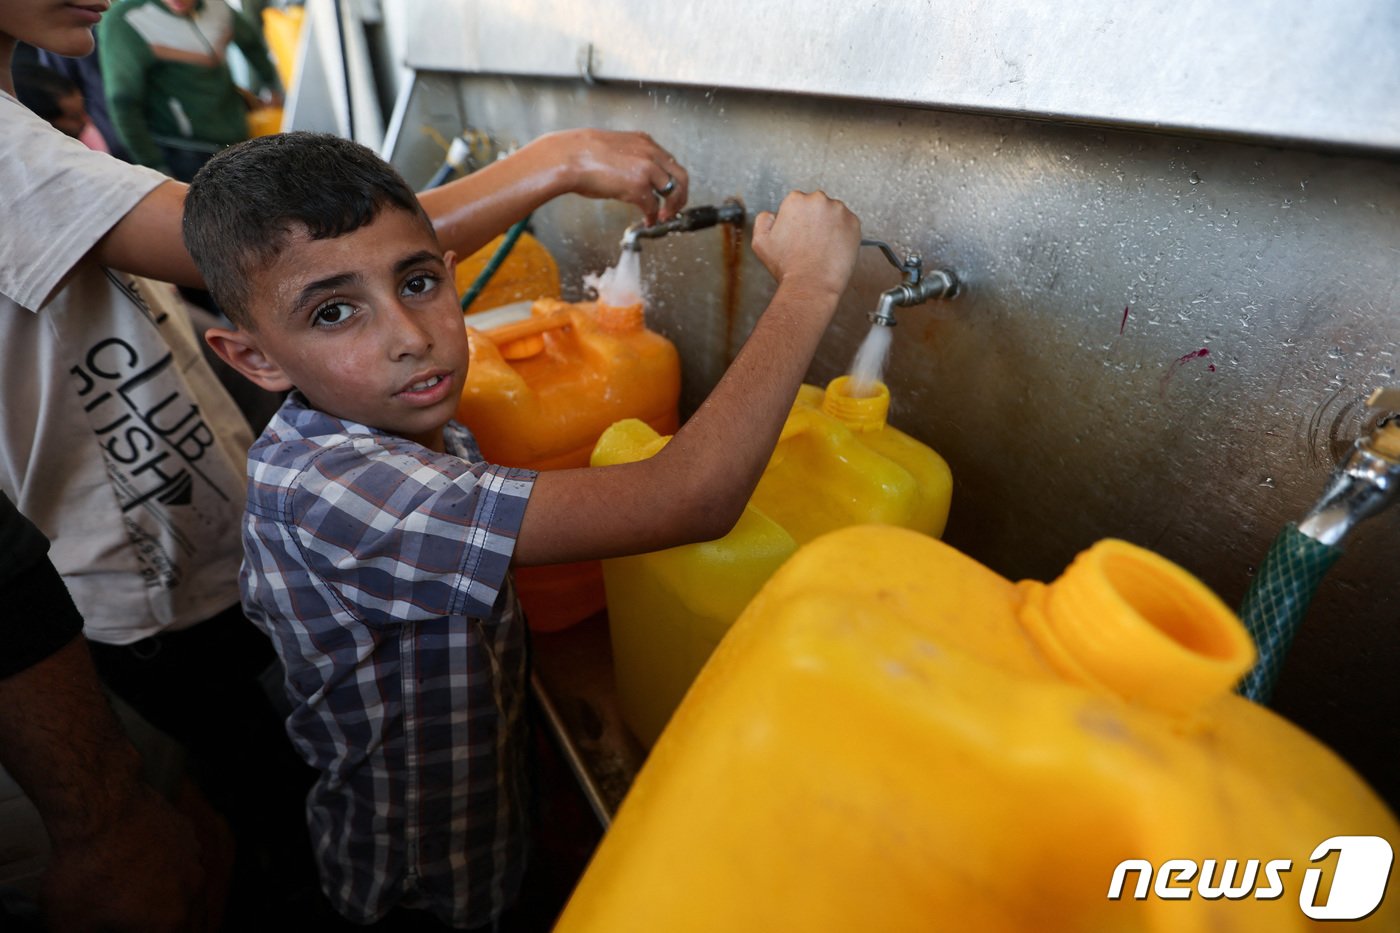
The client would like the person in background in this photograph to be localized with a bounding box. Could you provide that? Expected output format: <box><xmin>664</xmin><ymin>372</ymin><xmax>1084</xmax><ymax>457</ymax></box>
<box><xmin>0</xmin><ymin>491</ymin><xmax>215</xmax><ymax>933</ymax></box>
<box><xmin>32</xmin><ymin>39</ymin><xmax>133</xmax><ymax>160</ymax></box>
<box><xmin>97</xmin><ymin>0</ymin><xmax>283</xmax><ymax>180</ymax></box>
<box><xmin>3</xmin><ymin>0</ymin><xmax>688</xmax><ymax>927</ymax></box>
<box><xmin>11</xmin><ymin>61</ymin><xmax>109</xmax><ymax>151</ymax></box>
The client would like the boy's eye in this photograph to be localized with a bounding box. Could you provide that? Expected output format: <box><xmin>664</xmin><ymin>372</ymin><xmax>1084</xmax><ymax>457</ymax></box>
<box><xmin>312</xmin><ymin>301</ymin><xmax>356</xmax><ymax>327</ymax></box>
<box><xmin>402</xmin><ymin>274</ymin><xmax>438</xmax><ymax>297</ymax></box>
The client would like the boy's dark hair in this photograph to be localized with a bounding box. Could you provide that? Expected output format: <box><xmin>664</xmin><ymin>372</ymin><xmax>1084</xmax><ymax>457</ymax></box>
<box><xmin>182</xmin><ymin>132</ymin><xmax>434</xmax><ymax>328</ymax></box>
<box><xmin>13</xmin><ymin>64</ymin><xmax>78</xmax><ymax>123</ymax></box>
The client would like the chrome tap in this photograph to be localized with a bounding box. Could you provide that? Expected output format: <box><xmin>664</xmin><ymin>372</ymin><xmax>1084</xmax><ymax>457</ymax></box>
<box><xmin>1236</xmin><ymin>386</ymin><xmax>1400</xmax><ymax>703</ymax></box>
<box><xmin>1296</xmin><ymin>388</ymin><xmax>1400</xmax><ymax>547</ymax></box>
<box><xmin>622</xmin><ymin>199</ymin><xmax>746</xmax><ymax>252</ymax></box>
<box><xmin>861</xmin><ymin>238</ymin><xmax>960</xmax><ymax>327</ymax></box>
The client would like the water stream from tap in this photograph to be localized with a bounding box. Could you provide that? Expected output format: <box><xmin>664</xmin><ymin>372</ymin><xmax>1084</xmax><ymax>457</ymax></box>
<box><xmin>584</xmin><ymin>242</ymin><xmax>644</xmax><ymax>308</ymax></box>
<box><xmin>847</xmin><ymin>322</ymin><xmax>894</xmax><ymax>398</ymax></box>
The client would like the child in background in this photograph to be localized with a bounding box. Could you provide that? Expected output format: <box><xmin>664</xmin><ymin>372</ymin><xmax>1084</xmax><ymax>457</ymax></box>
<box><xmin>183</xmin><ymin>131</ymin><xmax>861</xmax><ymax>930</ymax></box>
<box><xmin>10</xmin><ymin>61</ymin><xmax>104</xmax><ymax>149</ymax></box>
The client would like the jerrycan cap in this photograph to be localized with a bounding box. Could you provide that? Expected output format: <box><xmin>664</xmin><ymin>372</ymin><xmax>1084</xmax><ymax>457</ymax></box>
<box><xmin>499</xmin><ymin>334</ymin><xmax>546</xmax><ymax>360</ymax></box>
<box><xmin>822</xmin><ymin>376</ymin><xmax>889</xmax><ymax>432</ymax></box>
<box><xmin>1021</xmin><ymin>540</ymin><xmax>1256</xmax><ymax>716</ymax></box>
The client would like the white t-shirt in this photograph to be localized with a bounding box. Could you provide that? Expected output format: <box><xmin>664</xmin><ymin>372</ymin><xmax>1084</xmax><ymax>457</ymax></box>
<box><xmin>0</xmin><ymin>92</ymin><xmax>252</xmax><ymax>645</ymax></box>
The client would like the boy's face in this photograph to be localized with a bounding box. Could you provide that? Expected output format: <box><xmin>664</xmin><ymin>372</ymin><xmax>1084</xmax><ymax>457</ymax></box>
<box><xmin>214</xmin><ymin>206</ymin><xmax>466</xmax><ymax>452</ymax></box>
<box><xmin>0</xmin><ymin>0</ymin><xmax>107</xmax><ymax>58</ymax></box>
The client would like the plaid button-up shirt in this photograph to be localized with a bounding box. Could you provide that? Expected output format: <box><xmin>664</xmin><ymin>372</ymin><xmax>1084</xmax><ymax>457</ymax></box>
<box><xmin>240</xmin><ymin>393</ymin><xmax>536</xmax><ymax>928</ymax></box>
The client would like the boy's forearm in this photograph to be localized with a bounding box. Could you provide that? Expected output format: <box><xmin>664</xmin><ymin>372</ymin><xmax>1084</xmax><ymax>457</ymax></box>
<box><xmin>515</xmin><ymin>277</ymin><xmax>844</xmax><ymax>566</ymax></box>
<box><xmin>663</xmin><ymin>278</ymin><xmax>844</xmax><ymax>519</ymax></box>
<box><xmin>418</xmin><ymin>137</ymin><xmax>572</xmax><ymax>259</ymax></box>
<box><xmin>92</xmin><ymin>181</ymin><xmax>206</xmax><ymax>288</ymax></box>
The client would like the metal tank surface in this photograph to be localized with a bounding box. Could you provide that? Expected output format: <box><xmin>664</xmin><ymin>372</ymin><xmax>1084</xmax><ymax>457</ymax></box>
<box><xmin>375</xmin><ymin>4</ymin><xmax>1400</xmax><ymax>807</ymax></box>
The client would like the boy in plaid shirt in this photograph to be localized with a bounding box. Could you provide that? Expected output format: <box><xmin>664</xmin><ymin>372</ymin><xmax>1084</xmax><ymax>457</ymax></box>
<box><xmin>182</xmin><ymin>131</ymin><xmax>860</xmax><ymax>929</ymax></box>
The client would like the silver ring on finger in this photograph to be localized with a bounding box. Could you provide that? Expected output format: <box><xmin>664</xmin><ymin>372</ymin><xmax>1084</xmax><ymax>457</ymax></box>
<box><xmin>653</xmin><ymin>174</ymin><xmax>676</xmax><ymax>198</ymax></box>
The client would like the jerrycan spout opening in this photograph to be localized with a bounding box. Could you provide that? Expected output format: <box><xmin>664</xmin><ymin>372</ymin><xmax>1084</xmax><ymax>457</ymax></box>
<box><xmin>1023</xmin><ymin>540</ymin><xmax>1256</xmax><ymax>716</ymax></box>
<box><xmin>822</xmin><ymin>376</ymin><xmax>890</xmax><ymax>432</ymax></box>
<box><xmin>596</xmin><ymin>301</ymin><xmax>645</xmax><ymax>333</ymax></box>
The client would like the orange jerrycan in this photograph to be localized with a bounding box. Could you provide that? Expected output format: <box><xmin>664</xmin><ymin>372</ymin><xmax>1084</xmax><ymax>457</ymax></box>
<box><xmin>590</xmin><ymin>376</ymin><xmax>952</xmax><ymax>745</ymax></box>
<box><xmin>556</xmin><ymin>526</ymin><xmax>1400</xmax><ymax>933</ymax></box>
<box><xmin>458</xmin><ymin>298</ymin><xmax>680</xmax><ymax>631</ymax></box>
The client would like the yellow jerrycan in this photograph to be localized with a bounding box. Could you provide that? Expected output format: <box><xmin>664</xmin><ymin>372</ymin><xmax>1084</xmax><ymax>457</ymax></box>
<box><xmin>261</xmin><ymin>6</ymin><xmax>304</xmax><ymax>92</ymax></box>
<box><xmin>455</xmin><ymin>231</ymin><xmax>561</xmax><ymax>313</ymax></box>
<box><xmin>590</xmin><ymin>376</ymin><xmax>952</xmax><ymax>745</ymax></box>
<box><xmin>458</xmin><ymin>298</ymin><xmax>680</xmax><ymax>631</ymax></box>
<box><xmin>555</xmin><ymin>526</ymin><xmax>1400</xmax><ymax>933</ymax></box>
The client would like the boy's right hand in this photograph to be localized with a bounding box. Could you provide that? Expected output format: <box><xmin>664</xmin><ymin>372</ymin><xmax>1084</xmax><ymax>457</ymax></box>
<box><xmin>751</xmin><ymin>191</ymin><xmax>862</xmax><ymax>300</ymax></box>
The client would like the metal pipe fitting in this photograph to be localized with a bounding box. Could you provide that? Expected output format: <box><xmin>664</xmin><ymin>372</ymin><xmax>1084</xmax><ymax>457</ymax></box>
<box><xmin>1237</xmin><ymin>387</ymin><xmax>1400</xmax><ymax>703</ymax></box>
<box><xmin>860</xmin><ymin>237</ymin><xmax>960</xmax><ymax>327</ymax></box>
<box><xmin>1297</xmin><ymin>418</ymin><xmax>1400</xmax><ymax>547</ymax></box>
<box><xmin>622</xmin><ymin>199</ymin><xmax>746</xmax><ymax>252</ymax></box>
<box><xmin>870</xmin><ymin>270</ymin><xmax>959</xmax><ymax>327</ymax></box>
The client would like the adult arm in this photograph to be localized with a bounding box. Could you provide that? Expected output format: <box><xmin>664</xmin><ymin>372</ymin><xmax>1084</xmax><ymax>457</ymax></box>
<box><xmin>92</xmin><ymin>130</ymin><xmax>688</xmax><ymax>291</ymax></box>
<box><xmin>514</xmin><ymin>191</ymin><xmax>861</xmax><ymax>565</ymax></box>
<box><xmin>0</xmin><ymin>638</ymin><xmax>208</xmax><ymax>932</ymax></box>
<box><xmin>0</xmin><ymin>497</ymin><xmax>206</xmax><ymax>932</ymax></box>
<box><xmin>418</xmin><ymin>128</ymin><xmax>690</xmax><ymax>258</ymax></box>
<box><xmin>97</xmin><ymin>10</ymin><xmax>168</xmax><ymax>172</ymax></box>
<box><xmin>91</xmin><ymin>179</ymin><xmax>206</xmax><ymax>288</ymax></box>
<box><xmin>230</xmin><ymin>6</ymin><xmax>282</xmax><ymax>100</ymax></box>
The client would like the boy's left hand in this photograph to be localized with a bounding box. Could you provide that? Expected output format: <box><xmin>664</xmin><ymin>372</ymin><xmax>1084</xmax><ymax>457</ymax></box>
<box><xmin>530</xmin><ymin>128</ymin><xmax>689</xmax><ymax>224</ymax></box>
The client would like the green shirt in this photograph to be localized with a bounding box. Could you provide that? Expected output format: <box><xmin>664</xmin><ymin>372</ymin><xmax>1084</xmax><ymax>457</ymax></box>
<box><xmin>98</xmin><ymin>0</ymin><xmax>281</xmax><ymax>172</ymax></box>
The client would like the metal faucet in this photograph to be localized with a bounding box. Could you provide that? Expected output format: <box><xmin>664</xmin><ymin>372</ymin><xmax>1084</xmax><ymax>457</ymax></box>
<box><xmin>622</xmin><ymin>199</ymin><xmax>746</xmax><ymax>252</ymax></box>
<box><xmin>861</xmin><ymin>238</ymin><xmax>960</xmax><ymax>327</ymax></box>
<box><xmin>1296</xmin><ymin>387</ymin><xmax>1400</xmax><ymax>547</ymax></box>
<box><xmin>1236</xmin><ymin>386</ymin><xmax>1400</xmax><ymax>703</ymax></box>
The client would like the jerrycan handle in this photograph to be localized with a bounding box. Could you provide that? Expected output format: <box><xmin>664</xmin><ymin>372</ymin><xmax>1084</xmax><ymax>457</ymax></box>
<box><xmin>474</xmin><ymin>310</ymin><xmax>574</xmax><ymax>360</ymax></box>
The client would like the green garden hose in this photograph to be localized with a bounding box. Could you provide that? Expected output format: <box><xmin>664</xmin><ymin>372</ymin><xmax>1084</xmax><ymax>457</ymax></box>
<box><xmin>1236</xmin><ymin>524</ymin><xmax>1342</xmax><ymax>703</ymax></box>
<box><xmin>1235</xmin><ymin>404</ymin><xmax>1400</xmax><ymax>704</ymax></box>
<box><xmin>420</xmin><ymin>133</ymin><xmax>531</xmax><ymax>314</ymax></box>
<box><xmin>460</xmin><ymin>216</ymin><xmax>530</xmax><ymax>312</ymax></box>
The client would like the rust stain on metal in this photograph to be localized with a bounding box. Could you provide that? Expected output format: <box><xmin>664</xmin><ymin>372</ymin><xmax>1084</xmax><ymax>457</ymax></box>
<box><xmin>720</xmin><ymin>201</ymin><xmax>745</xmax><ymax>364</ymax></box>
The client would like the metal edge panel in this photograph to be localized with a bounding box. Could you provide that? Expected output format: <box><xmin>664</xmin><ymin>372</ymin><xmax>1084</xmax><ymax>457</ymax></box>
<box><xmin>397</xmin><ymin>0</ymin><xmax>1400</xmax><ymax>153</ymax></box>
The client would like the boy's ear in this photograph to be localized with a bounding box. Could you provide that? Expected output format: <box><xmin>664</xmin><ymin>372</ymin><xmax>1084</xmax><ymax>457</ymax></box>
<box><xmin>204</xmin><ymin>326</ymin><xmax>294</xmax><ymax>392</ymax></box>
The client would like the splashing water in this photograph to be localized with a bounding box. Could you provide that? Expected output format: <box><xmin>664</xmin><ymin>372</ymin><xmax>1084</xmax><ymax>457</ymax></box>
<box><xmin>847</xmin><ymin>323</ymin><xmax>893</xmax><ymax>398</ymax></box>
<box><xmin>584</xmin><ymin>245</ymin><xmax>643</xmax><ymax>307</ymax></box>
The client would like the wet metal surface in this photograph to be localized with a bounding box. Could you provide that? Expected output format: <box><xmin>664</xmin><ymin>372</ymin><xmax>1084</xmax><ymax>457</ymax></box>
<box><xmin>402</xmin><ymin>0</ymin><xmax>1400</xmax><ymax>152</ymax></box>
<box><xmin>388</xmin><ymin>76</ymin><xmax>1400</xmax><ymax>808</ymax></box>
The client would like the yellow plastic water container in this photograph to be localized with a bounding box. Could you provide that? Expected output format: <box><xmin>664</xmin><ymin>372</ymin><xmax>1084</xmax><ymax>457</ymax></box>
<box><xmin>556</xmin><ymin>526</ymin><xmax>1400</xmax><ymax>932</ymax></box>
<box><xmin>261</xmin><ymin>6</ymin><xmax>304</xmax><ymax>91</ymax></box>
<box><xmin>246</xmin><ymin>105</ymin><xmax>282</xmax><ymax>138</ymax></box>
<box><xmin>458</xmin><ymin>298</ymin><xmax>680</xmax><ymax>631</ymax></box>
<box><xmin>455</xmin><ymin>231</ymin><xmax>561</xmax><ymax>313</ymax></box>
<box><xmin>590</xmin><ymin>377</ymin><xmax>952</xmax><ymax>745</ymax></box>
